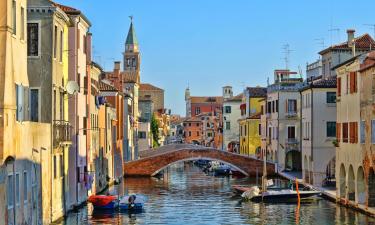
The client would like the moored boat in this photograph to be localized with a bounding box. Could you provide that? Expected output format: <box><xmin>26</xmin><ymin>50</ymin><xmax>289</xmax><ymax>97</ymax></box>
<box><xmin>118</xmin><ymin>194</ymin><xmax>147</xmax><ymax>211</ymax></box>
<box><xmin>88</xmin><ymin>195</ymin><xmax>118</xmax><ymax>209</ymax></box>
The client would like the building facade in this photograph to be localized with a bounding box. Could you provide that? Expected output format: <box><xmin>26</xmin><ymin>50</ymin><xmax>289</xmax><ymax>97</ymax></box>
<box><xmin>267</xmin><ymin>70</ymin><xmax>303</xmax><ymax>172</ymax></box>
<box><xmin>139</xmin><ymin>83</ymin><xmax>164</xmax><ymax>112</ymax></box>
<box><xmin>223</xmin><ymin>87</ymin><xmax>242</xmax><ymax>152</ymax></box>
<box><xmin>300</xmin><ymin>78</ymin><xmax>337</xmax><ymax>187</ymax></box>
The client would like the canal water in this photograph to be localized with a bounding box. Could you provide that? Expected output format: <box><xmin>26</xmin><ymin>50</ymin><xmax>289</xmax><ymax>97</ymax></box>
<box><xmin>60</xmin><ymin>162</ymin><xmax>375</xmax><ymax>225</ymax></box>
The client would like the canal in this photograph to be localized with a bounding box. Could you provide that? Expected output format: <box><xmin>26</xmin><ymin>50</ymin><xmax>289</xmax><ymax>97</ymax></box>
<box><xmin>60</xmin><ymin>162</ymin><xmax>375</xmax><ymax>225</ymax></box>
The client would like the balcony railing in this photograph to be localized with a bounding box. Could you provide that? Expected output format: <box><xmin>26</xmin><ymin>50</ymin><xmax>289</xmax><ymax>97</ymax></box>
<box><xmin>286</xmin><ymin>111</ymin><xmax>298</xmax><ymax>118</ymax></box>
<box><xmin>285</xmin><ymin>138</ymin><xmax>299</xmax><ymax>151</ymax></box>
<box><xmin>53</xmin><ymin>120</ymin><xmax>72</xmax><ymax>147</ymax></box>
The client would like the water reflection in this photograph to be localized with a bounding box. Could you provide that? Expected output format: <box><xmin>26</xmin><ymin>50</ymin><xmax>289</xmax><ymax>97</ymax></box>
<box><xmin>60</xmin><ymin>162</ymin><xmax>375</xmax><ymax>225</ymax></box>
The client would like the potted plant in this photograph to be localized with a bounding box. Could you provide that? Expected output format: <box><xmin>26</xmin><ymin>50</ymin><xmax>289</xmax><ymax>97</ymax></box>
<box><xmin>332</xmin><ymin>139</ymin><xmax>339</xmax><ymax>147</ymax></box>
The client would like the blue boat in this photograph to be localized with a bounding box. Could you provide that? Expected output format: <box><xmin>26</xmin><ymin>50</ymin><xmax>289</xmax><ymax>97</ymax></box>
<box><xmin>118</xmin><ymin>194</ymin><xmax>147</xmax><ymax>211</ymax></box>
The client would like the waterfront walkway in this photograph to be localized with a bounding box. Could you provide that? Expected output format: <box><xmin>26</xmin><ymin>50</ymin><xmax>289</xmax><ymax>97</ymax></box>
<box><xmin>278</xmin><ymin>171</ymin><xmax>375</xmax><ymax>217</ymax></box>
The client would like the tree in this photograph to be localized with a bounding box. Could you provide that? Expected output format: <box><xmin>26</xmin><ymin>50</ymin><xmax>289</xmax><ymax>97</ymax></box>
<box><xmin>151</xmin><ymin>114</ymin><xmax>160</xmax><ymax>148</ymax></box>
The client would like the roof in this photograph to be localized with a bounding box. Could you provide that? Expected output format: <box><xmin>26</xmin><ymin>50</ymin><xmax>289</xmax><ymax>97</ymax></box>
<box><xmin>319</xmin><ymin>34</ymin><xmax>375</xmax><ymax>55</ymax></box>
<box><xmin>225</xmin><ymin>93</ymin><xmax>243</xmax><ymax>102</ymax></box>
<box><xmin>50</xmin><ymin>1</ymin><xmax>92</xmax><ymax>26</ymax></box>
<box><xmin>246</xmin><ymin>87</ymin><xmax>267</xmax><ymax>97</ymax></box>
<box><xmin>126</xmin><ymin>22</ymin><xmax>138</xmax><ymax>45</ymax></box>
<box><xmin>300</xmin><ymin>76</ymin><xmax>337</xmax><ymax>91</ymax></box>
<box><xmin>104</xmin><ymin>71</ymin><xmax>138</xmax><ymax>83</ymax></box>
<box><xmin>359</xmin><ymin>50</ymin><xmax>375</xmax><ymax>72</ymax></box>
<box><xmin>190</xmin><ymin>96</ymin><xmax>223</xmax><ymax>104</ymax></box>
<box><xmin>140</xmin><ymin>83</ymin><xmax>164</xmax><ymax>91</ymax></box>
<box><xmin>99</xmin><ymin>80</ymin><xmax>118</xmax><ymax>92</ymax></box>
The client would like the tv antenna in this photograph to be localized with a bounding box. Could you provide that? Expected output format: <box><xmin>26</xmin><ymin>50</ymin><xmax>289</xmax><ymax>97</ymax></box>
<box><xmin>314</xmin><ymin>38</ymin><xmax>325</xmax><ymax>49</ymax></box>
<box><xmin>282</xmin><ymin>44</ymin><xmax>294</xmax><ymax>70</ymax></box>
<box><xmin>328</xmin><ymin>28</ymin><xmax>340</xmax><ymax>46</ymax></box>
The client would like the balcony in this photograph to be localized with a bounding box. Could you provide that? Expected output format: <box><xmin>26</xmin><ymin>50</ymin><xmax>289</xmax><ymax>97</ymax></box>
<box><xmin>53</xmin><ymin>120</ymin><xmax>72</xmax><ymax>147</ymax></box>
<box><xmin>286</xmin><ymin>111</ymin><xmax>298</xmax><ymax>118</ymax></box>
<box><xmin>285</xmin><ymin>138</ymin><xmax>299</xmax><ymax>152</ymax></box>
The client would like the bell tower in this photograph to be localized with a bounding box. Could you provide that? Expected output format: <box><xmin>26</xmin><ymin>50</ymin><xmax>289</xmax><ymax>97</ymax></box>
<box><xmin>123</xmin><ymin>16</ymin><xmax>140</xmax><ymax>83</ymax></box>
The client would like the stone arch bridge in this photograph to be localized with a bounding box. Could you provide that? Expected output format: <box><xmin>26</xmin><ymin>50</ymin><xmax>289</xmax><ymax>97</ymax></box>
<box><xmin>124</xmin><ymin>144</ymin><xmax>276</xmax><ymax>177</ymax></box>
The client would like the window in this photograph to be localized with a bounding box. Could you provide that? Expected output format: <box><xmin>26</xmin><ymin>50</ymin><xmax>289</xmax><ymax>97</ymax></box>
<box><xmin>225</xmin><ymin>106</ymin><xmax>231</xmax><ymax>114</ymax></box>
<box><xmin>272</xmin><ymin>101</ymin><xmax>275</xmax><ymax>113</ymax></box>
<box><xmin>195</xmin><ymin>107</ymin><xmax>201</xmax><ymax>115</ymax></box>
<box><xmin>267</xmin><ymin>102</ymin><xmax>271</xmax><ymax>113</ymax></box>
<box><xmin>360</xmin><ymin>121</ymin><xmax>365</xmax><ymax>144</ymax></box>
<box><xmin>337</xmin><ymin>77</ymin><xmax>341</xmax><ymax>97</ymax></box>
<box><xmin>188</xmin><ymin>131</ymin><xmax>191</xmax><ymax>137</ymax></box>
<box><xmin>258</xmin><ymin>124</ymin><xmax>261</xmax><ymax>136</ymax></box>
<box><xmin>138</xmin><ymin>131</ymin><xmax>146</xmax><ymax>139</ymax></box>
<box><xmin>60</xmin><ymin>30</ymin><xmax>63</xmax><ymax>62</ymax></box>
<box><xmin>196</xmin><ymin>123</ymin><xmax>199</xmax><ymax>127</ymax></box>
<box><xmin>207</xmin><ymin>123</ymin><xmax>210</xmax><ymax>128</ymax></box>
<box><xmin>188</xmin><ymin>123</ymin><xmax>191</xmax><ymax>127</ymax></box>
<box><xmin>60</xmin><ymin>155</ymin><xmax>64</xmax><ymax>178</ymax></box>
<box><xmin>15</xmin><ymin>173</ymin><xmax>20</xmax><ymax>206</ymax></box>
<box><xmin>244</xmin><ymin>125</ymin><xmax>247</xmax><ymax>136</ymax></box>
<box><xmin>287</xmin><ymin>99</ymin><xmax>297</xmax><ymax>113</ymax></box>
<box><xmin>208</xmin><ymin>132</ymin><xmax>212</xmax><ymax>137</ymax></box>
<box><xmin>53</xmin><ymin>90</ymin><xmax>56</xmax><ymax>120</ymax></box>
<box><xmin>30</xmin><ymin>89</ymin><xmax>39</xmax><ymax>122</ymax></box>
<box><xmin>349</xmin><ymin>72</ymin><xmax>357</xmax><ymax>94</ymax></box>
<box><xmin>12</xmin><ymin>0</ymin><xmax>16</xmax><ymax>35</ymax></box>
<box><xmin>276</xmin><ymin>100</ymin><xmax>278</xmax><ymax>112</ymax></box>
<box><xmin>342</xmin><ymin>122</ymin><xmax>348</xmax><ymax>143</ymax></box>
<box><xmin>196</xmin><ymin>131</ymin><xmax>199</xmax><ymax>136</ymax></box>
<box><xmin>23</xmin><ymin>171</ymin><xmax>27</xmax><ymax>202</ymax></box>
<box><xmin>326</xmin><ymin>92</ymin><xmax>336</xmax><ymax>103</ymax></box>
<box><xmin>84</xmin><ymin>76</ymin><xmax>88</xmax><ymax>95</ymax></box>
<box><xmin>287</xmin><ymin>126</ymin><xmax>296</xmax><ymax>139</ymax></box>
<box><xmin>349</xmin><ymin>122</ymin><xmax>358</xmax><ymax>143</ymax></box>
<box><xmin>53</xmin><ymin>155</ymin><xmax>57</xmax><ymax>179</ymax></box>
<box><xmin>16</xmin><ymin>84</ymin><xmax>24</xmax><ymax>121</ymax></box>
<box><xmin>226</xmin><ymin>121</ymin><xmax>230</xmax><ymax>130</ymax></box>
<box><xmin>20</xmin><ymin>7</ymin><xmax>24</xmax><ymax>40</ymax></box>
<box><xmin>268</xmin><ymin>127</ymin><xmax>272</xmax><ymax>139</ymax></box>
<box><xmin>326</xmin><ymin>122</ymin><xmax>336</xmax><ymax>138</ymax></box>
<box><xmin>261</xmin><ymin>105</ymin><xmax>264</xmax><ymax>114</ymax></box>
<box><xmin>60</xmin><ymin>92</ymin><xmax>64</xmax><ymax>120</ymax></box>
<box><xmin>53</xmin><ymin>25</ymin><xmax>57</xmax><ymax>58</ymax></box>
<box><xmin>372</xmin><ymin>120</ymin><xmax>375</xmax><ymax>144</ymax></box>
<box><xmin>7</xmin><ymin>174</ymin><xmax>14</xmax><ymax>209</ymax></box>
<box><xmin>27</xmin><ymin>23</ymin><xmax>39</xmax><ymax>56</ymax></box>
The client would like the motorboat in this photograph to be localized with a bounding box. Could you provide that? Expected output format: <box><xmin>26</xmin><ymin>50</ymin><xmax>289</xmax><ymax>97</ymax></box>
<box><xmin>214</xmin><ymin>164</ymin><xmax>231</xmax><ymax>176</ymax></box>
<box><xmin>88</xmin><ymin>194</ymin><xmax>147</xmax><ymax>211</ymax></box>
<box><xmin>88</xmin><ymin>195</ymin><xmax>117</xmax><ymax>210</ymax></box>
<box><xmin>241</xmin><ymin>186</ymin><xmax>321</xmax><ymax>203</ymax></box>
<box><xmin>118</xmin><ymin>194</ymin><xmax>147</xmax><ymax>211</ymax></box>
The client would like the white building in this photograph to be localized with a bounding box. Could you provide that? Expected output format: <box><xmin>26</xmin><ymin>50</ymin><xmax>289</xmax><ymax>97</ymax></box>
<box><xmin>300</xmin><ymin>77</ymin><xmax>337</xmax><ymax>187</ymax></box>
<box><xmin>222</xmin><ymin>86</ymin><xmax>242</xmax><ymax>151</ymax></box>
<box><xmin>138</xmin><ymin>122</ymin><xmax>152</xmax><ymax>152</ymax></box>
<box><xmin>267</xmin><ymin>70</ymin><xmax>303</xmax><ymax>172</ymax></box>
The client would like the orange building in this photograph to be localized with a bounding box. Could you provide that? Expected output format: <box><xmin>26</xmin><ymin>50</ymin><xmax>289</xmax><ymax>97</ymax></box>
<box><xmin>183</xmin><ymin>118</ymin><xmax>203</xmax><ymax>145</ymax></box>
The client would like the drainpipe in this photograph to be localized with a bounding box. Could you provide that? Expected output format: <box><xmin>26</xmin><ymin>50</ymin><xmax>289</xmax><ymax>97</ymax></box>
<box><xmin>310</xmin><ymin>88</ymin><xmax>314</xmax><ymax>184</ymax></box>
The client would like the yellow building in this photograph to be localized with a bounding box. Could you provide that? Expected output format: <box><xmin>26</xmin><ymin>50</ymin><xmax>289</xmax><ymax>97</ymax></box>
<box><xmin>238</xmin><ymin>87</ymin><xmax>267</xmax><ymax>156</ymax></box>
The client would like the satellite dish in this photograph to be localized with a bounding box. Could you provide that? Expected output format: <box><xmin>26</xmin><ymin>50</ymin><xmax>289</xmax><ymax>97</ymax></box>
<box><xmin>66</xmin><ymin>81</ymin><xmax>79</xmax><ymax>95</ymax></box>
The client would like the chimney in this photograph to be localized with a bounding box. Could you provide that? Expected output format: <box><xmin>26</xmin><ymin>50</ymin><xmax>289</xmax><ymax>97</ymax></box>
<box><xmin>114</xmin><ymin>61</ymin><xmax>121</xmax><ymax>71</ymax></box>
<box><xmin>347</xmin><ymin>29</ymin><xmax>355</xmax><ymax>45</ymax></box>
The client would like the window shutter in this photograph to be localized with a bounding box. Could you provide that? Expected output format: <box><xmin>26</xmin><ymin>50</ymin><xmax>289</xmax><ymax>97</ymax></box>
<box><xmin>355</xmin><ymin>122</ymin><xmax>358</xmax><ymax>143</ymax></box>
<box><xmin>285</xmin><ymin>100</ymin><xmax>288</xmax><ymax>113</ymax></box>
<box><xmin>23</xmin><ymin>86</ymin><xmax>29</xmax><ymax>121</ymax></box>
<box><xmin>336</xmin><ymin>122</ymin><xmax>341</xmax><ymax>142</ymax></box>
<box><xmin>337</xmin><ymin>77</ymin><xmax>341</xmax><ymax>97</ymax></box>
<box><xmin>16</xmin><ymin>84</ymin><xmax>24</xmax><ymax>121</ymax></box>
<box><xmin>354</xmin><ymin>72</ymin><xmax>357</xmax><ymax>93</ymax></box>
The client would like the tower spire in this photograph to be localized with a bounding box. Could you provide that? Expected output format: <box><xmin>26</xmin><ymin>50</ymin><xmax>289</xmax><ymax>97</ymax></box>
<box><xmin>125</xmin><ymin>16</ymin><xmax>138</xmax><ymax>47</ymax></box>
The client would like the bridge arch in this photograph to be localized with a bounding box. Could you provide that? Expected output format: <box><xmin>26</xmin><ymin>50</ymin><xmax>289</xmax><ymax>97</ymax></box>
<box><xmin>151</xmin><ymin>157</ymin><xmax>249</xmax><ymax>176</ymax></box>
<box><xmin>124</xmin><ymin>145</ymin><xmax>275</xmax><ymax>177</ymax></box>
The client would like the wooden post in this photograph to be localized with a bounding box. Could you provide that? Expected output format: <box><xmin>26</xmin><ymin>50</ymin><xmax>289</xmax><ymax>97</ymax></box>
<box><xmin>296</xmin><ymin>179</ymin><xmax>300</xmax><ymax>203</ymax></box>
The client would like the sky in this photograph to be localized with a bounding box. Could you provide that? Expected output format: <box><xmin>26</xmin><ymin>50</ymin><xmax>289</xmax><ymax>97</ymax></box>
<box><xmin>58</xmin><ymin>0</ymin><xmax>375</xmax><ymax>115</ymax></box>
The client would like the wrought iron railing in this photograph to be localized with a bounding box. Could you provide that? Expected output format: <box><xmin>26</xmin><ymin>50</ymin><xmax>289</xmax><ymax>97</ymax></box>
<box><xmin>53</xmin><ymin>120</ymin><xmax>72</xmax><ymax>147</ymax></box>
<box><xmin>285</xmin><ymin>138</ymin><xmax>299</xmax><ymax>151</ymax></box>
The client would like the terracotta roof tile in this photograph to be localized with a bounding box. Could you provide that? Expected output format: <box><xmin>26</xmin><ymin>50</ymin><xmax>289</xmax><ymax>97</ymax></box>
<box><xmin>190</xmin><ymin>96</ymin><xmax>223</xmax><ymax>104</ymax></box>
<box><xmin>99</xmin><ymin>80</ymin><xmax>117</xmax><ymax>92</ymax></box>
<box><xmin>319</xmin><ymin>34</ymin><xmax>375</xmax><ymax>54</ymax></box>
<box><xmin>50</xmin><ymin>1</ymin><xmax>80</xmax><ymax>13</ymax></box>
<box><xmin>246</xmin><ymin>87</ymin><xmax>267</xmax><ymax>97</ymax></box>
<box><xmin>225</xmin><ymin>93</ymin><xmax>243</xmax><ymax>102</ymax></box>
<box><xmin>140</xmin><ymin>83</ymin><xmax>164</xmax><ymax>91</ymax></box>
